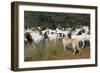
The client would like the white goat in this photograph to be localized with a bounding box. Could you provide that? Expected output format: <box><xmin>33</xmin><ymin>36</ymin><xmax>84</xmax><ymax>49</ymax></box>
<box><xmin>71</xmin><ymin>33</ymin><xmax>90</xmax><ymax>48</ymax></box>
<box><xmin>83</xmin><ymin>26</ymin><xmax>90</xmax><ymax>34</ymax></box>
<box><xmin>30</xmin><ymin>31</ymin><xmax>45</xmax><ymax>44</ymax></box>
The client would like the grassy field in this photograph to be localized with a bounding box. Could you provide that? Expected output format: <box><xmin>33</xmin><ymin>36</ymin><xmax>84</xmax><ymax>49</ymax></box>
<box><xmin>24</xmin><ymin>40</ymin><xmax>90</xmax><ymax>61</ymax></box>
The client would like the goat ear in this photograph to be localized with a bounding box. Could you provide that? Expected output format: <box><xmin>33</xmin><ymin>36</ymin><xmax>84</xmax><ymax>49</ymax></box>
<box><xmin>39</xmin><ymin>31</ymin><xmax>43</xmax><ymax>35</ymax></box>
<box><xmin>83</xmin><ymin>29</ymin><xmax>85</xmax><ymax>33</ymax></box>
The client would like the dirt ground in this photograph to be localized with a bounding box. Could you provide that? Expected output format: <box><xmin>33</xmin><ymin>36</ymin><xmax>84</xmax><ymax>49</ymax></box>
<box><xmin>50</xmin><ymin>48</ymin><xmax>90</xmax><ymax>60</ymax></box>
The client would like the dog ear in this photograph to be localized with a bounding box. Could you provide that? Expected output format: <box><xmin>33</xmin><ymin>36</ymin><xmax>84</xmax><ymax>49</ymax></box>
<box><xmin>68</xmin><ymin>33</ymin><xmax>71</xmax><ymax>38</ymax></box>
<box><xmin>62</xmin><ymin>34</ymin><xmax>65</xmax><ymax>38</ymax></box>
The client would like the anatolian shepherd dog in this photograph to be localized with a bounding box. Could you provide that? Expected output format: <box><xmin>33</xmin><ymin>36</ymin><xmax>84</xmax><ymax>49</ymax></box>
<box><xmin>62</xmin><ymin>33</ymin><xmax>83</xmax><ymax>55</ymax></box>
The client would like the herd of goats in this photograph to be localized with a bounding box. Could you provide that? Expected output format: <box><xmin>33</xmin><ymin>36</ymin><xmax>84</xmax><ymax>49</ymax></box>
<box><xmin>24</xmin><ymin>26</ymin><xmax>90</xmax><ymax>55</ymax></box>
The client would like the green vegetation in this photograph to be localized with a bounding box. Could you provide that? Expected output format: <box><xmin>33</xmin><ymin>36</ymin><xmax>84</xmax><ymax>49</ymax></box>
<box><xmin>24</xmin><ymin>40</ymin><xmax>65</xmax><ymax>61</ymax></box>
<box><xmin>24</xmin><ymin>40</ymin><xmax>90</xmax><ymax>61</ymax></box>
<box><xmin>24</xmin><ymin>11</ymin><xmax>90</xmax><ymax>29</ymax></box>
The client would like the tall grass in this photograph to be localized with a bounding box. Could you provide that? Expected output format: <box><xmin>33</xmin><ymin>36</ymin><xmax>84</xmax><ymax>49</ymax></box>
<box><xmin>24</xmin><ymin>40</ymin><xmax>90</xmax><ymax>61</ymax></box>
<box><xmin>25</xmin><ymin>40</ymin><xmax>66</xmax><ymax>61</ymax></box>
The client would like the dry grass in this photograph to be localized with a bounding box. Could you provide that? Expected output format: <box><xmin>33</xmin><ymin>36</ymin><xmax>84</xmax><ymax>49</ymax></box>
<box><xmin>24</xmin><ymin>40</ymin><xmax>90</xmax><ymax>61</ymax></box>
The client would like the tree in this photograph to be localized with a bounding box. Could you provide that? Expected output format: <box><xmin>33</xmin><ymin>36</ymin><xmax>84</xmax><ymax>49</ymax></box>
<box><xmin>24</xmin><ymin>11</ymin><xmax>90</xmax><ymax>29</ymax></box>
